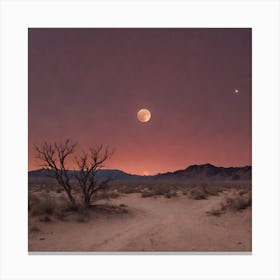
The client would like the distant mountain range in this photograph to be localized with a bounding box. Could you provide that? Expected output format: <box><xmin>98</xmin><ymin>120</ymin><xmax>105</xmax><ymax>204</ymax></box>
<box><xmin>28</xmin><ymin>163</ymin><xmax>251</xmax><ymax>181</ymax></box>
<box><xmin>154</xmin><ymin>163</ymin><xmax>251</xmax><ymax>181</ymax></box>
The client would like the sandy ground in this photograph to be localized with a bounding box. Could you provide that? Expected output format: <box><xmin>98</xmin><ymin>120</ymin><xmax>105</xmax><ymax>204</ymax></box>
<box><xmin>28</xmin><ymin>193</ymin><xmax>251</xmax><ymax>252</ymax></box>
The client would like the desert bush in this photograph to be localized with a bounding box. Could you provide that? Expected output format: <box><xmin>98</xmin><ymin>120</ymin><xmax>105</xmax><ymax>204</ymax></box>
<box><xmin>165</xmin><ymin>191</ymin><xmax>177</xmax><ymax>198</ymax></box>
<box><xmin>30</xmin><ymin>193</ymin><xmax>56</xmax><ymax>216</ymax></box>
<box><xmin>58</xmin><ymin>197</ymin><xmax>79</xmax><ymax>212</ymax></box>
<box><xmin>141</xmin><ymin>184</ymin><xmax>174</xmax><ymax>198</ymax></box>
<box><xmin>109</xmin><ymin>192</ymin><xmax>120</xmax><ymax>199</ymax></box>
<box><xmin>94</xmin><ymin>204</ymin><xmax>129</xmax><ymax>214</ymax></box>
<box><xmin>226</xmin><ymin>194</ymin><xmax>251</xmax><ymax>211</ymax></box>
<box><xmin>153</xmin><ymin>185</ymin><xmax>171</xmax><ymax>195</ymax></box>
<box><xmin>204</xmin><ymin>185</ymin><xmax>222</xmax><ymax>196</ymax></box>
<box><xmin>53</xmin><ymin>198</ymin><xmax>81</xmax><ymax>220</ymax></box>
<box><xmin>206</xmin><ymin>192</ymin><xmax>251</xmax><ymax>217</ymax></box>
<box><xmin>189</xmin><ymin>187</ymin><xmax>208</xmax><ymax>200</ymax></box>
<box><xmin>28</xmin><ymin>193</ymin><xmax>41</xmax><ymax>211</ymax></box>
<box><xmin>141</xmin><ymin>191</ymin><xmax>155</xmax><ymax>198</ymax></box>
<box><xmin>54</xmin><ymin>209</ymin><xmax>68</xmax><ymax>221</ymax></box>
<box><xmin>95</xmin><ymin>190</ymin><xmax>120</xmax><ymax>200</ymax></box>
<box><xmin>118</xmin><ymin>184</ymin><xmax>143</xmax><ymax>194</ymax></box>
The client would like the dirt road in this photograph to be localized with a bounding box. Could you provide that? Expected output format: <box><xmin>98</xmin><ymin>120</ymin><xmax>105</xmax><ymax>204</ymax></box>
<box><xmin>29</xmin><ymin>193</ymin><xmax>251</xmax><ymax>252</ymax></box>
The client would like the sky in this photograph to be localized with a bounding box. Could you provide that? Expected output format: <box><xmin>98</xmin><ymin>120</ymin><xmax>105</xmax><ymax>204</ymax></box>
<box><xmin>28</xmin><ymin>28</ymin><xmax>251</xmax><ymax>175</ymax></box>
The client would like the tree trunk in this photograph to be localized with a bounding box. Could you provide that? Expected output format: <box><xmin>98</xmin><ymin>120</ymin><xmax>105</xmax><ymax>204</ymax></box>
<box><xmin>65</xmin><ymin>190</ymin><xmax>78</xmax><ymax>209</ymax></box>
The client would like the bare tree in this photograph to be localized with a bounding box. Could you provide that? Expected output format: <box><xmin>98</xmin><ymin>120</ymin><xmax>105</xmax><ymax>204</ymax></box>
<box><xmin>75</xmin><ymin>145</ymin><xmax>113</xmax><ymax>208</ymax></box>
<box><xmin>34</xmin><ymin>139</ymin><xmax>77</xmax><ymax>208</ymax></box>
<box><xmin>34</xmin><ymin>140</ymin><xmax>113</xmax><ymax>209</ymax></box>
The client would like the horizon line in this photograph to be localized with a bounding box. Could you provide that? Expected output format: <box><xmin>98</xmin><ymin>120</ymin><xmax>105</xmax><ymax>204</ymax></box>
<box><xmin>28</xmin><ymin>162</ymin><xmax>252</xmax><ymax>176</ymax></box>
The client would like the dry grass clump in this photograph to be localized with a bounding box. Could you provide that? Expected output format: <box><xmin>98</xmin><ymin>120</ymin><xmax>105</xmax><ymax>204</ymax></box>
<box><xmin>95</xmin><ymin>190</ymin><xmax>120</xmax><ymax>200</ymax></box>
<box><xmin>54</xmin><ymin>202</ymin><xmax>72</xmax><ymax>220</ymax></box>
<box><xmin>226</xmin><ymin>192</ymin><xmax>251</xmax><ymax>211</ymax></box>
<box><xmin>141</xmin><ymin>191</ymin><xmax>154</xmax><ymax>198</ymax></box>
<box><xmin>207</xmin><ymin>190</ymin><xmax>251</xmax><ymax>216</ymax></box>
<box><xmin>189</xmin><ymin>185</ymin><xmax>224</xmax><ymax>200</ymax></box>
<box><xmin>164</xmin><ymin>191</ymin><xmax>177</xmax><ymax>199</ymax></box>
<box><xmin>94</xmin><ymin>204</ymin><xmax>129</xmax><ymax>214</ymax></box>
<box><xmin>141</xmin><ymin>185</ymin><xmax>176</xmax><ymax>198</ymax></box>
<box><xmin>117</xmin><ymin>184</ymin><xmax>143</xmax><ymax>194</ymax></box>
<box><xmin>29</xmin><ymin>193</ymin><xmax>56</xmax><ymax>216</ymax></box>
<box><xmin>204</xmin><ymin>185</ymin><xmax>222</xmax><ymax>196</ymax></box>
<box><xmin>153</xmin><ymin>185</ymin><xmax>172</xmax><ymax>195</ymax></box>
<box><xmin>189</xmin><ymin>187</ymin><xmax>208</xmax><ymax>200</ymax></box>
<box><xmin>29</xmin><ymin>192</ymin><xmax>79</xmax><ymax>221</ymax></box>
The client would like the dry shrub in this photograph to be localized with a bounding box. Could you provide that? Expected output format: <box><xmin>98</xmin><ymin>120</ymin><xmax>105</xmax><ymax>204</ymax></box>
<box><xmin>118</xmin><ymin>184</ymin><xmax>142</xmax><ymax>194</ymax></box>
<box><xmin>208</xmin><ymin>192</ymin><xmax>251</xmax><ymax>217</ymax></box>
<box><xmin>153</xmin><ymin>185</ymin><xmax>171</xmax><ymax>196</ymax></box>
<box><xmin>226</xmin><ymin>194</ymin><xmax>251</xmax><ymax>211</ymax></box>
<box><xmin>189</xmin><ymin>187</ymin><xmax>208</xmax><ymax>200</ymax></box>
<box><xmin>29</xmin><ymin>193</ymin><xmax>56</xmax><ymax>216</ymax></box>
<box><xmin>28</xmin><ymin>193</ymin><xmax>41</xmax><ymax>211</ymax></box>
<box><xmin>141</xmin><ymin>184</ymin><xmax>175</xmax><ymax>198</ymax></box>
<box><xmin>165</xmin><ymin>191</ymin><xmax>177</xmax><ymax>199</ymax></box>
<box><xmin>189</xmin><ymin>185</ymin><xmax>224</xmax><ymax>200</ymax></box>
<box><xmin>94</xmin><ymin>204</ymin><xmax>128</xmax><ymax>214</ymax></box>
<box><xmin>54</xmin><ymin>210</ymin><xmax>68</xmax><ymax>221</ymax></box>
<box><xmin>141</xmin><ymin>191</ymin><xmax>155</xmax><ymax>198</ymax></box>
<box><xmin>54</xmin><ymin>198</ymin><xmax>79</xmax><ymax>220</ymax></box>
<box><xmin>95</xmin><ymin>190</ymin><xmax>120</xmax><ymax>200</ymax></box>
<box><xmin>204</xmin><ymin>185</ymin><xmax>222</xmax><ymax>196</ymax></box>
<box><xmin>109</xmin><ymin>192</ymin><xmax>120</xmax><ymax>199</ymax></box>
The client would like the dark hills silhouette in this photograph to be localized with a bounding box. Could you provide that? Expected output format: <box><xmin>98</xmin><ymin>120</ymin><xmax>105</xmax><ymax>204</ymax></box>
<box><xmin>28</xmin><ymin>163</ymin><xmax>251</xmax><ymax>181</ymax></box>
<box><xmin>154</xmin><ymin>163</ymin><xmax>251</xmax><ymax>181</ymax></box>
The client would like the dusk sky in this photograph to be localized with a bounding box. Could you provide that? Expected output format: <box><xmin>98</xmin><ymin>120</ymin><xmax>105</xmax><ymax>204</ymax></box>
<box><xmin>28</xmin><ymin>28</ymin><xmax>251</xmax><ymax>175</ymax></box>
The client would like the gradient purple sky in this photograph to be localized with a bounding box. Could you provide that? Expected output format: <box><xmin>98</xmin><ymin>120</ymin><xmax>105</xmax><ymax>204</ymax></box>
<box><xmin>28</xmin><ymin>28</ymin><xmax>251</xmax><ymax>175</ymax></box>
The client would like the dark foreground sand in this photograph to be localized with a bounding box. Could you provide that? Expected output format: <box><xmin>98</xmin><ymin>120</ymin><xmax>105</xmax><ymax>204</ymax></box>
<box><xmin>29</xmin><ymin>191</ymin><xmax>251</xmax><ymax>252</ymax></box>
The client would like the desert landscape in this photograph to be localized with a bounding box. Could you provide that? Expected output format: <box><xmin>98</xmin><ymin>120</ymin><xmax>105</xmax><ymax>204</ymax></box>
<box><xmin>28</xmin><ymin>28</ymin><xmax>252</xmax><ymax>252</ymax></box>
<box><xmin>28</xmin><ymin>164</ymin><xmax>251</xmax><ymax>252</ymax></box>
